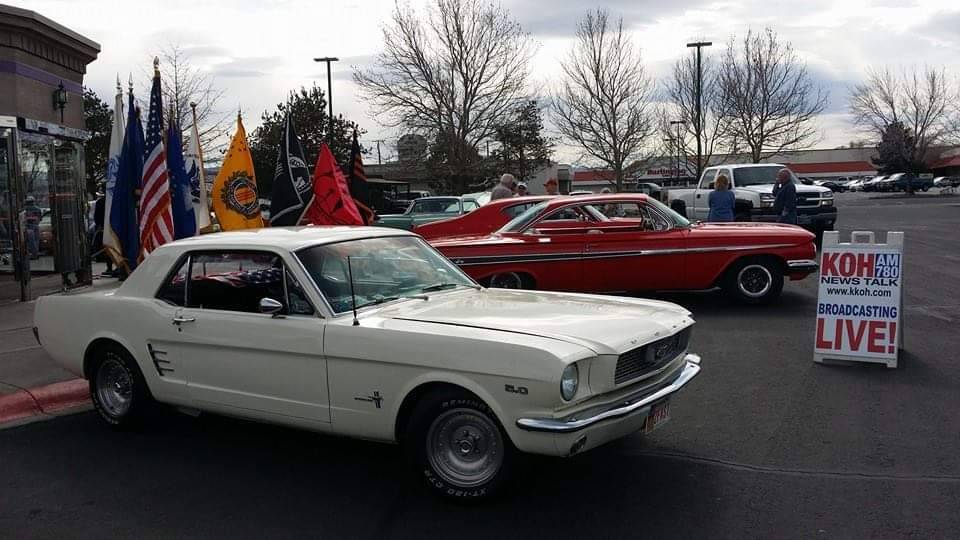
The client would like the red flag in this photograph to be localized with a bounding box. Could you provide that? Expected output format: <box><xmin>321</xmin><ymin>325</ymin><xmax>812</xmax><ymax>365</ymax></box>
<box><xmin>304</xmin><ymin>144</ymin><xmax>364</xmax><ymax>226</ymax></box>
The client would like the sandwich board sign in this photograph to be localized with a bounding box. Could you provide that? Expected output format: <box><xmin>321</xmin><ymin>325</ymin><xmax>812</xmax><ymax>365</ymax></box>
<box><xmin>814</xmin><ymin>231</ymin><xmax>904</xmax><ymax>368</ymax></box>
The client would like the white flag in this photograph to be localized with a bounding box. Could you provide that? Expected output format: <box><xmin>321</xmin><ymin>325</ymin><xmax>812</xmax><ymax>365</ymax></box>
<box><xmin>102</xmin><ymin>78</ymin><xmax>125</xmax><ymax>263</ymax></box>
<box><xmin>185</xmin><ymin>116</ymin><xmax>211</xmax><ymax>230</ymax></box>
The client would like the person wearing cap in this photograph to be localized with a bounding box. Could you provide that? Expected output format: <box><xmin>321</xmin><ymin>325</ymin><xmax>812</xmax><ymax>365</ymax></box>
<box><xmin>544</xmin><ymin>178</ymin><xmax>559</xmax><ymax>195</ymax></box>
<box><xmin>515</xmin><ymin>182</ymin><xmax>529</xmax><ymax>197</ymax></box>
<box><xmin>491</xmin><ymin>173</ymin><xmax>516</xmax><ymax>200</ymax></box>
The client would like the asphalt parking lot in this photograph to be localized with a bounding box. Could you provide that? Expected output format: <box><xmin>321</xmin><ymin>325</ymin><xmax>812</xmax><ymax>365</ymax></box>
<box><xmin>2</xmin><ymin>192</ymin><xmax>959</xmax><ymax>539</ymax></box>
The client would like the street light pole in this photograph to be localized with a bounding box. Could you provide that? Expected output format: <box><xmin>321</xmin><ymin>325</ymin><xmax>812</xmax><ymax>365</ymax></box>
<box><xmin>313</xmin><ymin>56</ymin><xmax>339</xmax><ymax>145</ymax></box>
<box><xmin>686</xmin><ymin>41</ymin><xmax>712</xmax><ymax>182</ymax></box>
<box><xmin>670</xmin><ymin>120</ymin><xmax>686</xmax><ymax>185</ymax></box>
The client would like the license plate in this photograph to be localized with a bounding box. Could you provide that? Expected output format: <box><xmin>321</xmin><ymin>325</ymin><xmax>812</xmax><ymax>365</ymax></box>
<box><xmin>644</xmin><ymin>400</ymin><xmax>671</xmax><ymax>433</ymax></box>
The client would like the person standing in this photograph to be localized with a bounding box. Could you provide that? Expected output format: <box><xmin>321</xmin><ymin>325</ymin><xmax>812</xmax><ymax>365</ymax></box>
<box><xmin>93</xmin><ymin>192</ymin><xmax>114</xmax><ymax>276</ymax></box>
<box><xmin>23</xmin><ymin>196</ymin><xmax>41</xmax><ymax>259</ymax></box>
<box><xmin>516</xmin><ymin>182</ymin><xmax>529</xmax><ymax>197</ymax></box>
<box><xmin>491</xmin><ymin>174</ymin><xmax>515</xmax><ymax>200</ymax></box>
<box><xmin>543</xmin><ymin>178</ymin><xmax>559</xmax><ymax>195</ymax></box>
<box><xmin>772</xmin><ymin>168</ymin><xmax>798</xmax><ymax>224</ymax></box>
<box><xmin>707</xmin><ymin>174</ymin><xmax>735</xmax><ymax>222</ymax></box>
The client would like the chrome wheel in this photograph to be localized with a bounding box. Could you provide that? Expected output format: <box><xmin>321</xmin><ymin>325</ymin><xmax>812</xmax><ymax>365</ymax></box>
<box><xmin>737</xmin><ymin>264</ymin><xmax>773</xmax><ymax>299</ymax></box>
<box><xmin>490</xmin><ymin>272</ymin><xmax>523</xmax><ymax>289</ymax></box>
<box><xmin>95</xmin><ymin>355</ymin><xmax>133</xmax><ymax>419</ymax></box>
<box><xmin>426</xmin><ymin>408</ymin><xmax>503</xmax><ymax>488</ymax></box>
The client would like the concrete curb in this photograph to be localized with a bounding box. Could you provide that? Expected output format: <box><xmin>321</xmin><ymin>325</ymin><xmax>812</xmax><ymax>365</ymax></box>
<box><xmin>0</xmin><ymin>378</ymin><xmax>89</xmax><ymax>427</ymax></box>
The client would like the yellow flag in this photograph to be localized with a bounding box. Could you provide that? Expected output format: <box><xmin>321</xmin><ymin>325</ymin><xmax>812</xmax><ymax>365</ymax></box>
<box><xmin>212</xmin><ymin>116</ymin><xmax>264</xmax><ymax>230</ymax></box>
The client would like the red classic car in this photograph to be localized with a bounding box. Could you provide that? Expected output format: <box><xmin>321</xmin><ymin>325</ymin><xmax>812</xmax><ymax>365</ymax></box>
<box><xmin>429</xmin><ymin>194</ymin><xmax>818</xmax><ymax>303</ymax></box>
<box><xmin>415</xmin><ymin>195</ymin><xmax>553</xmax><ymax>239</ymax></box>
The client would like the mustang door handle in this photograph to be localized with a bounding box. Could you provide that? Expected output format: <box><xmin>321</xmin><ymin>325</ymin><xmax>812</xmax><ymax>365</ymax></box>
<box><xmin>172</xmin><ymin>316</ymin><xmax>196</xmax><ymax>325</ymax></box>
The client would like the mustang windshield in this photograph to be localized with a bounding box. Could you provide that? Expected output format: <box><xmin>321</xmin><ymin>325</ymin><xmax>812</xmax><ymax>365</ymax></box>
<box><xmin>296</xmin><ymin>236</ymin><xmax>476</xmax><ymax>314</ymax></box>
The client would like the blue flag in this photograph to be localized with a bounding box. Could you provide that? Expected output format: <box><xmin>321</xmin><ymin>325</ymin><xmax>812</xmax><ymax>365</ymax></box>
<box><xmin>166</xmin><ymin>117</ymin><xmax>197</xmax><ymax>239</ymax></box>
<box><xmin>110</xmin><ymin>91</ymin><xmax>144</xmax><ymax>272</ymax></box>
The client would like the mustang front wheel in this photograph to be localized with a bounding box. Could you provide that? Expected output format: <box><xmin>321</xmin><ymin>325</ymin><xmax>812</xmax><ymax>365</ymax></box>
<box><xmin>89</xmin><ymin>344</ymin><xmax>152</xmax><ymax>428</ymax></box>
<box><xmin>405</xmin><ymin>389</ymin><xmax>515</xmax><ymax>501</ymax></box>
<box><xmin>725</xmin><ymin>258</ymin><xmax>784</xmax><ymax>304</ymax></box>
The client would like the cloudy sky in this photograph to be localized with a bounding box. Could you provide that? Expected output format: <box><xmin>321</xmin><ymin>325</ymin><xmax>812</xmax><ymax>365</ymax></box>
<box><xmin>14</xmin><ymin>0</ymin><xmax>960</xmax><ymax>163</ymax></box>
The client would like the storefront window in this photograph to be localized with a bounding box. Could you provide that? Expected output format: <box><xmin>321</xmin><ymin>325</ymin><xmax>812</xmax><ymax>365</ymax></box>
<box><xmin>0</xmin><ymin>134</ymin><xmax>13</xmax><ymax>274</ymax></box>
<box><xmin>19</xmin><ymin>133</ymin><xmax>55</xmax><ymax>272</ymax></box>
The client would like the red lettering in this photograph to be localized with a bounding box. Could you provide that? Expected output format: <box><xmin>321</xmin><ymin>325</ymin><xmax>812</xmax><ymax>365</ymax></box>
<box><xmin>845</xmin><ymin>319</ymin><xmax>867</xmax><ymax>350</ymax></box>
<box><xmin>856</xmin><ymin>253</ymin><xmax>875</xmax><ymax>277</ymax></box>
<box><xmin>815</xmin><ymin>318</ymin><xmax>833</xmax><ymax>349</ymax></box>
<box><xmin>821</xmin><ymin>253</ymin><xmax>840</xmax><ymax>276</ymax></box>
<box><xmin>867</xmin><ymin>321</ymin><xmax>886</xmax><ymax>353</ymax></box>
<box><xmin>838</xmin><ymin>253</ymin><xmax>855</xmax><ymax>276</ymax></box>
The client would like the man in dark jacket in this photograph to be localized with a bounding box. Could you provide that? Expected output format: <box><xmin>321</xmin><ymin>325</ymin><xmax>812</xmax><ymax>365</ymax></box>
<box><xmin>772</xmin><ymin>169</ymin><xmax>798</xmax><ymax>224</ymax></box>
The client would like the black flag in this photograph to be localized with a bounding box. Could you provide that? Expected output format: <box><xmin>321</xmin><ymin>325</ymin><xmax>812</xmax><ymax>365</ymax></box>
<box><xmin>269</xmin><ymin>116</ymin><xmax>313</xmax><ymax>226</ymax></box>
<box><xmin>346</xmin><ymin>131</ymin><xmax>375</xmax><ymax>225</ymax></box>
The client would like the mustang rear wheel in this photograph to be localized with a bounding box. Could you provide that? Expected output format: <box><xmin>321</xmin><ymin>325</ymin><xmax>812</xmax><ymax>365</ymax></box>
<box><xmin>724</xmin><ymin>258</ymin><xmax>784</xmax><ymax>304</ymax></box>
<box><xmin>89</xmin><ymin>344</ymin><xmax>152</xmax><ymax>429</ymax></box>
<box><xmin>405</xmin><ymin>389</ymin><xmax>515</xmax><ymax>501</ymax></box>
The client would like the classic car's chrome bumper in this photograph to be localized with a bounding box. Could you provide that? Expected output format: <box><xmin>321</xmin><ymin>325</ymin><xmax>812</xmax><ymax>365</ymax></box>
<box><xmin>787</xmin><ymin>259</ymin><xmax>818</xmax><ymax>273</ymax></box>
<box><xmin>516</xmin><ymin>354</ymin><xmax>701</xmax><ymax>433</ymax></box>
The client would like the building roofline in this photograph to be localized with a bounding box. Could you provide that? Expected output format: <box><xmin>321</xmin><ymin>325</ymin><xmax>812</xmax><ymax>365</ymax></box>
<box><xmin>0</xmin><ymin>4</ymin><xmax>101</xmax><ymax>53</ymax></box>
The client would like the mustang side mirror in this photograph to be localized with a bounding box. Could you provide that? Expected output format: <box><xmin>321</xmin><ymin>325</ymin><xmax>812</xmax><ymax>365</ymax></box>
<box><xmin>259</xmin><ymin>297</ymin><xmax>284</xmax><ymax>317</ymax></box>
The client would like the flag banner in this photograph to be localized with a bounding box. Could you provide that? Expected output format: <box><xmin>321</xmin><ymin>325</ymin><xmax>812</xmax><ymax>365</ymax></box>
<box><xmin>212</xmin><ymin>114</ymin><xmax>264</xmax><ymax>230</ymax></box>
<box><xmin>346</xmin><ymin>131</ymin><xmax>375</xmax><ymax>225</ymax></box>
<box><xmin>304</xmin><ymin>143</ymin><xmax>364</xmax><ymax>226</ymax></box>
<box><xmin>185</xmin><ymin>107</ymin><xmax>211</xmax><ymax>231</ymax></box>
<box><xmin>269</xmin><ymin>116</ymin><xmax>314</xmax><ymax>226</ymax></box>
<box><xmin>102</xmin><ymin>77</ymin><xmax>126</xmax><ymax>265</ymax></box>
<box><xmin>167</xmin><ymin>115</ymin><xmax>197</xmax><ymax>239</ymax></box>
<box><xmin>139</xmin><ymin>59</ymin><xmax>175</xmax><ymax>258</ymax></box>
<box><xmin>109</xmin><ymin>86</ymin><xmax>144</xmax><ymax>272</ymax></box>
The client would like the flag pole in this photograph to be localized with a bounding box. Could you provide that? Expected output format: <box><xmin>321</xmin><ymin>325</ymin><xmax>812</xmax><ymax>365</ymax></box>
<box><xmin>190</xmin><ymin>101</ymin><xmax>212</xmax><ymax>233</ymax></box>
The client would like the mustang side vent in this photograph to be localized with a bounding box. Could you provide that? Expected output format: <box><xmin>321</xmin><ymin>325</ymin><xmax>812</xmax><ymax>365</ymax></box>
<box><xmin>147</xmin><ymin>344</ymin><xmax>174</xmax><ymax>376</ymax></box>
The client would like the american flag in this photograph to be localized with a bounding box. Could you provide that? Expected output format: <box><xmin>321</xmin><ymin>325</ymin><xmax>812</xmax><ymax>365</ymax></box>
<box><xmin>202</xmin><ymin>267</ymin><xmax>283</xmax><ymax>288</ymax></box>
<box><xmin>139</xmin><ymin>61</ymin><xmax>174</xmax><ymax>257</ymax></box>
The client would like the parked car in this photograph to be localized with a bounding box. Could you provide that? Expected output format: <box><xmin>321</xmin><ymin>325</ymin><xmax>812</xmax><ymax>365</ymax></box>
<box><xmin>664</xmin><ymin>164</ymin><xmax>837</xmax><ymax>236</ymax></box>
<box><xmin>816</xmin><ymin>180</ymin><xmax>847</xmax><ymax>193</ymax></box>
<box><xmin>933</xmin><ymin>176</ymin><xmax>959</xmax><ymax>188</ymax></box>
<box><xmin>887</xmin><ymin>173</ymin><xmax>934</xmax><ymax>192</ymax></box>
<box><xmin>33</xmin><ymin>226</ymin><xmax>702</xmax><ymax>500</ymax></box>
<box><xmin>375</xmin><ymin>196</ymin><xmax>480</xmax><ymax>230</ymax></box>
<box><xmin>845</xmin><ymin>178</ymin><xmax>866</xmax><ymax>191</ymax></box>
<box><xmin>415</xmin><ymin>195</ymin><xmax>553</xmax><ymax>240</ymax></box>
<box><xmin>431</xmin><ymin>194</ymin><xmax>818</xmax><ymax>304</ymax></box>
<box><xmin>862</xmin><ymin>175</ymin><xmax>887</xmax><ymax>192</ymax></box>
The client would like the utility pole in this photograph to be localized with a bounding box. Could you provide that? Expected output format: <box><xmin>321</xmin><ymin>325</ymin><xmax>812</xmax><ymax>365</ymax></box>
<box><xmin>313</xmin><ymin>57</ymin><xmax>339</xmax><ymax>145</ymax></box>
<box><xmin>686</xmin><ymin>41</ymin><xmax>712</xmax><ymax>182</ymax></box>
<box><xmin>670</xmin><ymin>120</ymin><xmax>686</xmax><ymax>185</ymax></box>
<box><xmin>373</xmin><ymin>139</ymin><xmax>385</xmax><ymax>164</ymax></box>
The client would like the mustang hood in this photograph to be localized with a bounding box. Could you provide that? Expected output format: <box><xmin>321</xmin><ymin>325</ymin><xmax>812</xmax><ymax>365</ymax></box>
<box><xmin>377</xmin><ymin>289</ymin><xmax>693</xmax><ymax>355</ymax></box>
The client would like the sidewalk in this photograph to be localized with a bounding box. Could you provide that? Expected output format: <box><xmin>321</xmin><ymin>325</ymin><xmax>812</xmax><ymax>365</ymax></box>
<box><xmin>0</xmin><ymin>275</ymin><xmax>121</xmax><ymax>426</ymax></box>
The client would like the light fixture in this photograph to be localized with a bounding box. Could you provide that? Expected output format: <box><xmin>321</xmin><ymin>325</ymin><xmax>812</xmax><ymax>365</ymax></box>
<box><xmin>53</xmin><ymin>82</ymin><xmax>68</xmax><ymax>123</ymax></box>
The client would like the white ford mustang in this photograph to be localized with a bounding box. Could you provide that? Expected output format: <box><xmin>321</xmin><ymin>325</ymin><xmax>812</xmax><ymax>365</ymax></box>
<box><xmin>34</xmin><ymin>226</ymin><xmax>701</xmax><ymax>500</ymax></box>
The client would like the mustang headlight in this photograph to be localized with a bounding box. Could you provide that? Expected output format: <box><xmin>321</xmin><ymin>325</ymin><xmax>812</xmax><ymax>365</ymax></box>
<box><xmin>561</xmin><ymin>363</ymin><xmax>579</xmax><ymax>401</ymax></box>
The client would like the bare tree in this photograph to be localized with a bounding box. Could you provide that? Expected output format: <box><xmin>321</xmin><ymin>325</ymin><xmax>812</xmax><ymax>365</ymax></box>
<box><xmin>719</xmin><ymin>28</ymin><xmax>828</xmax><ymax>163</ymax></box>
<box><xmin>149</xmin><ymin>44</ymin><xmax>230</xmax><ymax>156</ymax></box>
<box><xmin>658</xmin><ymin>51</ymin><xmax>737</xmax><ymax>181</ymax></box>
<box><xmin>849</xmin><ymin>66</ymin><xmax>956</xmax><ymax>164</ymax></box>
<box><xmin>353</xmin><ymin>0</ymin><xmax>534</xmax><ymax>193</ymax></box>
<box><xmin>551</xmin><ymin>10</ymin><xmax>655</xmax><ymax>192</ymax></box>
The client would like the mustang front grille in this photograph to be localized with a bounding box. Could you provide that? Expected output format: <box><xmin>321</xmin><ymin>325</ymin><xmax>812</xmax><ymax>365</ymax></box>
<box><xmin>614</xmin><ymin>328</ymin><xmax>691</xmax><ymax>385</ymax></box>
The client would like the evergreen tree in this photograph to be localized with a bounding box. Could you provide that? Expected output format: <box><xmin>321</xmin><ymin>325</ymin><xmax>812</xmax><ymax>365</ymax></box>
<box><xmin>82</xmin><ymin>87</ymin><xmax>112</xmax><ymax>194</ymax></box>
<box><xmin>492</xmin><ymin>100</ymin><xmax>554</xmax><ymax>182</ymax></box>
<box><xmin>248</xmin><ymin>85</ymin><xmax>364</xmax><ymax>197</ymax></box>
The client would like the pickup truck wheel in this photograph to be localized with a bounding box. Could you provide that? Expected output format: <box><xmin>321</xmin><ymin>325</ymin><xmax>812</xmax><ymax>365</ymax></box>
<box><xmin>405</xmin><ymin>389</ymin><xmax>515</xmax><ymax>501</ymax></box>
<box><xmin>725</xmin><ymin>258</ymin><xmax>784</xmax><ymax>304</ymax></box>
<box><xmin>89</xmin><ymin>344</ymin><xmax>151</xmax><ymax>429</ymax></box>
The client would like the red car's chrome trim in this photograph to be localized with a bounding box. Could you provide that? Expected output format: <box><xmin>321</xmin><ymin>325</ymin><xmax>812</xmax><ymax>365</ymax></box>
<box><xmin>449</xmin><ymin>243</ymin><xmax>798</xmax><ymax>266</ymax></box>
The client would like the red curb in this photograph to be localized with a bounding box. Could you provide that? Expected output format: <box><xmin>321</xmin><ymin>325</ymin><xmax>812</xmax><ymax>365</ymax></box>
<box><xmin>0</xmin><ymin>378</ymin><xmax>89</xmax><ymax>425</ymax></box>
<box><xmin>0</xmin><ymin>389</ymin><xmax>42</xmax><ymax>424</ymax></box>
<box><xmin>31</xmin><ymin>378</ymin><xmax>90</xmax><ymax>413</ymax></box>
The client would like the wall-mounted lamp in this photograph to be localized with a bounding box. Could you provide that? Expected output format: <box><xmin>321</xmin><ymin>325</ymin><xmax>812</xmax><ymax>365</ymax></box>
<box><xmin>53</xmin><ymin>82</ymin><xmax>68</xmax><ymax>123</ymax></box>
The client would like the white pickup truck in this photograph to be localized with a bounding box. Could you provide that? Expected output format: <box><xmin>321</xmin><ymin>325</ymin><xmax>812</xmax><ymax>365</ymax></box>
<box><xmin>665</xmin><ymin>164</ymin><xmax>837</xmax><ymax>234</ymax></box>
